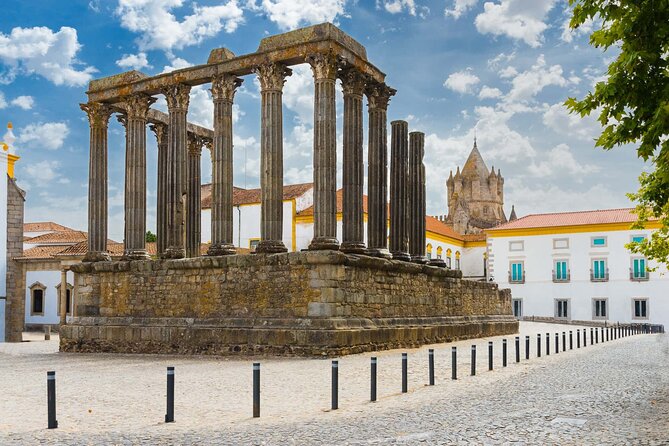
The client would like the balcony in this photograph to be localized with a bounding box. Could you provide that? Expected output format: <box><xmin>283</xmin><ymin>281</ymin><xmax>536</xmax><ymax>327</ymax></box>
<box><xmin>552</xmin><ymin>269</ymin><xmax>570</xmax><ymax>283</ymax></box>
<box><xmin>590</xmin><ymin>268</ymin><xmax>609</xmax><ymax>282</ymax></box>
<box><xmin>630</xmin><ymin>268</ymin><xmax>649</xmax><ymax>282</ymax></box>
<box><xmin>508</xmin><ymin>271</ymin><xmax>525</xmax><ymax>284</ymax></box>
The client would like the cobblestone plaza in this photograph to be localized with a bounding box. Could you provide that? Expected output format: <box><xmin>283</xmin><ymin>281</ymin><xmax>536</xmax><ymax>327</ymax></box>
<box><xmin>1</xmin><ymin>322</ymin><xmax>667</xmax><ymax>444</ymax></box>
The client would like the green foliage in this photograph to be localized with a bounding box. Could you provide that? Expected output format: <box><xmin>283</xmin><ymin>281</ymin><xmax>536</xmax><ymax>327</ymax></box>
<box><xmin>145</xmin><ymin>231</ymin><xmax>157</xmax><ymax>243</ymax></box>
<box><xmin>566</xmin><ymin>0</ymin><xmax>669</xmax><ymax>265</ymax></box>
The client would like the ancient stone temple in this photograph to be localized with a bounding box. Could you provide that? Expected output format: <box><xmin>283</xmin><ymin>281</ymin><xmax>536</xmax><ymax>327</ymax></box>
<box><xmin>446</xmin><ymin>139</ymin><xmax>506</xmax><ymax>234</ymax></box>
<box><xmin>61</xmin><ymin>24</ymin><xmax>517</xmax><ymax>356</ymax></box>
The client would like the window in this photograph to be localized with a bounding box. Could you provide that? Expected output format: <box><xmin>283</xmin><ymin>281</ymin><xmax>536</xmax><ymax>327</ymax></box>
<box><xmin>555</xmin><ymin>299</ymin><xmax>569</xmax><ymax>319</ymax></box>
<box><xmin>512</xmin><ymin>299</ymin><xmax>523</xmax><ymax>318</ymax></box>
<box><xmin>426</xmin><ymin>244</ymin><xmax>432</xmax><ymax>259</ymax></box>
<box><xmin>437</xmin><ymin>247</ymin><xmax>443</xmax><ymax>259</ymax></box>
<box><xmin>553</xmin><ymin>238</ymin><xmax>569</xmax><ymax>249</ymax></box>
<box><xmin>509</xmin><ymin>262</ymin><xmax>524</xmax><ymax>283</ymax></box>
<box><xmin>593</xmin><ymin>298</ymin><xmax>608</xmax><ymax>319</ymax></box>
<box><xmin>553</xmin><ymin>260</ymin><xmax>569</xmax><ymax>282</ymax></box>
<box><xmin>446</xmin><ymin>257</ymin><xmax>452</xmax><ymax>269</ymax></box>
<box><xmin>249</xmin><ymin>238</ymin><xmax>260</xmax><ymax>253</ymax></box>
<box><xmin>30</xmin><ymin>282</ymin><xmax>46</xmax><ymax>316</ymax></box>
<box><xmin>631</xmin><ymin>257</ymin><xmax>649</xmax><ymax>281</ymax></box>
<box><xmin>632</xmin><ymin>298</ymin><xmax>649</xmax><ymax>319</ymax></box>
<box><xmin>631</xmin><ymin>235</ymin><xmax>646</xmax><ymax>243</ymax></box>
<box><xmin>591</xmin><ymin>259</ymin><xmax>608</xmax><ymax>281</ymax></box>
<box><xmin>56</xmin><ymin>284</ymin><xmax>74</xmax><ymax>316</ymax></box>
<box><xmin>591</xmin><ymin>236</ymin><xmax>607</xmax><ymax>247</ymax></box>
<box><xmin>509</xmin><ymin>241</ymin><xmax>524</xmax><ymax>252</ymax></box>
<box><xmin>455</xmin><ymin>251</ymin><xmax>461</xmax><ymax>270</ymax></box>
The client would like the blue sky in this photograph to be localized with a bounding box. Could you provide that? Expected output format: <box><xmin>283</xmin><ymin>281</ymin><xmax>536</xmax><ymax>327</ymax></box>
<box><xmin>0</xmin><ymin>0</ymin><xmax>645</xmax><ymax>241</ymax></box>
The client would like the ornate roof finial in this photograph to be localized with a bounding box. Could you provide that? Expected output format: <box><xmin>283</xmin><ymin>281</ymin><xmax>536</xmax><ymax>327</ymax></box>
<box><xmin>509</xmin><ymin>205</ymin><xmax>518</xmax><ymax>221</ymax></box>
<box><xmin>473</xmin><ymin>128</ymin><xmax>477</xmax><ymax>149</ymax></box>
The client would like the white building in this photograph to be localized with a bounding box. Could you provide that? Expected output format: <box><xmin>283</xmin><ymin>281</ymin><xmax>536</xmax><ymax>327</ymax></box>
<box><xmin>486</xmin><ymin>209</ymin><xmax>667</xmax><ymax>328</ymax></box>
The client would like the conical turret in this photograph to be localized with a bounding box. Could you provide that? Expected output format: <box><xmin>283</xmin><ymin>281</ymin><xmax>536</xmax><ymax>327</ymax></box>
<box><xmin>509</xmin><ymin>205</ymin><xmax>517</xmax><ymax>221</ymax></box>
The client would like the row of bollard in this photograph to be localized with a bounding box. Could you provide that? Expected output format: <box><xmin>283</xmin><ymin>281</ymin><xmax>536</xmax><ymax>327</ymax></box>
<box><xmin>44</xmin><ymin>324</ymin><xmax>653</xmax><ymax>427</ymax></box>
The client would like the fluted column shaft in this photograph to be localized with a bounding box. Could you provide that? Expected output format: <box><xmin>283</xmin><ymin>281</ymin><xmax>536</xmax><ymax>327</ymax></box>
<box><xmin>390</xmin><ymin>120</ymin><xmax>410</xmax><ymax>261</ymax></box>
<box><xmin>81</xmin><ymin>102</ymin><xmax>112</xmax><ymax>262</ymax></box>
<box><xmin>121</xmin><ymin>94</ymin><xmax>155</xmax><ymax>260</ymax></box>
<box><xmin>409</xmin><ymin>132</ymin><xmax>427</xmax><ymax>263</ymax></box>
<box><xmin>254</xmin><ymin>63</ymin><xmax>291</xmax><ymax>253</ymax></box>
<box><xmin>208</xmin><ymin>74</ymin><xmax>243</xmax><ymax>256</ymax></box>
<box><xmin>366</xmin><ymin>84</ymin><xmax>395</xmax><ymax>258</ymax></box>
<box><xmin>308</xmin><ymin>54</ymin><xmax>339</xmax><ymax>251</ymax></box>
<box><xmin>150</xmin><ymin>123</ymin><xmax>168</xmax><ymax>255</ymax></box>
<box><xmin>162</xmin><ymin>84</ymin><xmax>191</xmax><ymax>259</ymax></box>
<box><xmin>186</xmin><ymin>135</ymin><xmax>202</xmax><ymax>258</ymax></box>
<box><xmin>59</xmin><ymin>269</ymin><xmax>67</xmax><ymax>325</ymax></box>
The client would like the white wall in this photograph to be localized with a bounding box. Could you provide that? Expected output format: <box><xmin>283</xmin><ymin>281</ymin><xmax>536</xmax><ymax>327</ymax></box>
<box><xmin>489</xmin><ymin>228</ymin><xmax>669</xmax><ymax>328</ymax></box>
<box><xmin>0</xmin><ymin>152</ymin><xmax>7</xmax><ymax>342</ymax></box>
<box><xmin>24</xmin><ymin>270</ymin><xmax>74</xmax><ymax>326</ymax></box>
<box><xmin>425</xmin><ymin>236</ymin><xmax>463</xmax><ymax>271</ymax></box>
<box><xmin>462</xmin><ymin>246</ymin><xmax>486</xmax><ymax>277</ymax></box>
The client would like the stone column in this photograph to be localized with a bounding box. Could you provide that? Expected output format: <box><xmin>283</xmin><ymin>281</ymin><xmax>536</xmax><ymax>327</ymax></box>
<box><xmin>59</xmin><ymin>269</ymin><xmax>67</xmax><ymax>325</ymax></box>
<box><xmin>121</xmin><ymin>94</ymin><xmax>156</xmax><ymax>260</ymax></box>
<box><xmin>80</xmin><ymin>102</ymin><xmax>113</xmax><ymax>262</ymax></box>
<box><xmin>409</xmin><ymin>131</ymin><xmax>428</xmax><ymax>264</ymax></box>
<box><xmin>208</xmin><ymin>74</ymin><xmax>243</xmax><ymax>256</ymax></box>
<box><xmin>389</xmin><ymin>120</ymin><xmax>410</xmax><ymax>261</ymax></box>
<box><xmin>365</xmin><ymin>83</ymin><xmax>395</xmax><ymax>258</ymax></box>
<box><xmin>161</xmin><ymin>84</ymin><xmax>191</xmax><ymax>259</ymax></box>
<box><xmin>253</xmin><ymin>63</ymin><xmax>291</xmax><ymax>253</ymax></box>
<box><xmin>339</xmin><ymin>68</ymin><xmax>366</xmax><ymax>254</ymax></box>
<box><xmin>308</xmin><ymin>53</ymin><xmax>339</xmax><ymax>251</ymax></box>
<box><xmin>149</xmin><ymin>122</ymin><xmax>168</xmax><ymax>256</ymax></box>
<box><xmin>186</xmin><ymin>134</ymin><xmax>203</xmax><ymax>258</ymax></box>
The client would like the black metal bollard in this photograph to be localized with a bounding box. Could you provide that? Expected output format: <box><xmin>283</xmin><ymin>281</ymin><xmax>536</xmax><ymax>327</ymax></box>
<box><xmin>555</xmin><ymin>333</ymin><xmax>559</xmax><ymax>354</ymax></box>
<box><xmin>488</xmin><ymin>341</ymin><xmax>494</xmax><ymax>371</ymax></box>
<box><xmin>503</xmin><ymin>339</ymin><xmax>508</xmax><ymax>367</ymax></box>
<box><xmin>515</xmin><ymin>337</ymin><xmax>520</xmax><ymax>363</ymax></box>
<box><xmin>595</xmin><ymin>328</ymin><xmax>599</xmax><ymax>344</ymax></box>
<box><xmin>577</xmin><ymin>329</ymin><xmax>581</xmax><ymax>348</ymax></box>
<box><xmin>589</xmin><ymin>328</ymin><xmax>593</xmax><ymax>346</ymax></box>
<box><xmin>471</xmin><ymin>345</ymin><xmax>477</xmax><ymax>376</ymax></box>
<box><xmin>537</xmin><ymin>333</ymin><xmax>541</xmax><ymax>357</ymax></box>
<box><xmin>47</xmin><ymin>371</ymin><xmax>58</xmax><ymax>429</ymax></box>
<box><xmin>546</xmin><ymin>333</ymin><xmax>550</xmax><ymax>356</ymax></box>
<box><xmin>370</xmin><ymin>357</ymin><xmax>377</xmax><ymax>402</ymax></box>
<box><xmin>569</xmin><ymin>331</ymin><xmax>573</xmax><ymax>350</ymax></box>
<box><xmin>402</xmin><ymin>353</ymin><xmax>408</xmax><ymax>393</ymax></box>
<box><xmin>525</xmin><ymin>335</ymin><xmax>530</xmax><ymax>360</ymax></box>
<box><xmin>331</xmin><ymin>360</ymin><xmax>339</xmax><ymax>410</ymax></box>
<box><xmin>451</xmin><ymin>347</ymin><xmax>457</xmax><ymax>380</ymax></box>
<box><xmin>601</xmin><ymin>327</ymin><xmax>604</xmax><ymax>342</ymax></box>
<box><xmin>428</xmin><ymin>349</ymin><xmax>435</xmax><ymax>386</ymax></box>
<box><xmin>253</xmin><ymin>363</ymin><xmax>260</xmax><ymax>418</ymax></box>
<box><xmin>562</xmin><ymin>332</ymin><xmax>566</xmax><ymax>352</ymax></box>
<box><xmin>165</xmin><ymin>367</ymin><xmax>175</xmax><ymax>423</ymax></box>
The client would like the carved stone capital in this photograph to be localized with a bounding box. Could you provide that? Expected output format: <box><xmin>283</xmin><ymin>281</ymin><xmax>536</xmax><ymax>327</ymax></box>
<box><xmin>124</xmin><ymin>93</ymin><xmax>157</xmax><ymax>120</ymax></box>
<box><xmin>80</xmin><ymin>102</ymin><xmax>112</xmax><ymax>128</ymax></box>
<box><xmin>339</xmin><ymin>68</ymin><xmax>367</xmax><ymax>97</ymax></box>
<box><xmin>366</xmin><ymin>83</ymin><xmax>396</xmax><ymax>111</ymax></box>
<box><xmin>203</xmin><ymin>139</ymin><xmax>213</xmax><ymax>152</ymax></box>
<box><xmin>211</xmin><ymin>74</ymin><xmax>243</xmax><ymax>102</ymax></box>
<box><xmin>162</xmin><ymin>84</ymin><xmax>191</xmax><ymax>111</ymax></box>
<box><xmin>307</xmin><ymin>52</ymin><xmax>339</xmax><ymax>81</ymax></box>
<box><xmin>149</xmin><ymin>122</ymin><xmax>168</xmax><ymax>147</ymax></box>
<box><xmin>187</xmin><ymin>133</ymin><xmax>204</xmax><ymax>156</ymax></box>
<box><xmin>116</xmin><ymin>113</ymin><xmax>127</xmax><ymax>129</ymax></box>
<box><xmin>253</xmin><ymin>63</ymin><xmax>292</xmax><ymax>91</ymax></box>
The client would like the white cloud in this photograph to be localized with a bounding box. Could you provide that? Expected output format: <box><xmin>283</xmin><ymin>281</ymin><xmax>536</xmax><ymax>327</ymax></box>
<box><xmin>116</xmin><ymin>0</ymin><xmax>244</xmax><ymax>51</ymax></box>
<box><xmin>116</xmin><ymin>52</ymin><xmax>152</xmax><ymax>70</ymax></box>
<box><xmin>445</xmin><ymin>0</ymin><xmax>478</xmax><ymax>19</ymax></box>
<box><xmin>506</xmin><ymin>55</ymin><xmax>568</xmax><ymax>102</ymax></box>
<box><xmin>560</xmin><ymin>9</ymin><xmax>596</xmax><ymax>43</ymax></box>
<box><xmin>474</xmin><ymin>0</ymin><xmax>558</xmax><ymax>48</ymax></box>
<box><xmin>473</xmin><ymin>105</ymin><xmax>537</xmax><ymax>161</ymax></box>
<box><xmin>444</xmin><ymin>69</ymin><xmax>480</xmax><ymax>94</ymax></box>
<box><xmin>0</xmin><ymin>26</ymin><xmax>96</xmax><ymax>86</ymax></box>
<box><xmin>17</xmin><ymin>122</ymin><xmax>69</xmax><ymax>150</ymax></box>
<box><xmin>250</xmin><ymin>0</ymin><xmax>346</xmax><ymax>31</ymax></box>
<box><xmin>23</xmin><ymin>160</ymin><xmax>63</xmax><ymax>187</ymax></box>
<box><xmin>383</xmin><ymin>0</ymin><xmax>416</xmax><ymax>15</ymax></box>
<box><xmin>542</xmin><ymin>103</ymin><xmax>601</xmax><ymax>141</ymax></box>
<box><xmin>187</xmin><ymin>86</ymin><xmax>214</xmax><ymax>129</ymax></box>
<box><xmin>478</xmin><ymin>85</ymin><xmax>502</xmax><ymax>99</ymax></box>
<box><xmin>528</xmin><ymin>143</ymin><xmax>599</xmax><ymax>178</ymax></box>
<box><xmin>487</xmin><ymin>51</ymin><xmax>515</xmax><ymax>70</ymax></box>
<box><xmin>283</xmin><ymin>64</ymin><xmax>314</xmax><ymax>125</ymax></box>
<box><xmin>498</xmin><ymin>66</ymin><xmax>518</xmax><ymax>78</ymax></box>
<box><xmin>11</xmin><ymin>95</ymin><xmax>34</xmax><ymax>109</ymax></box>
<box><xmin>0</xmin><ymin>92</ymin><xmax>6</xmax><ymax>109</ymax></box>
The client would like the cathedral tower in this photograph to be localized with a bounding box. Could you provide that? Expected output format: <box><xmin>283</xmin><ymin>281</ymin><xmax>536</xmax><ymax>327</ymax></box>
<box><xmin>446</xmin><ymin>139</ymin><xmax>506</xmax><ymax>234</ymax></box>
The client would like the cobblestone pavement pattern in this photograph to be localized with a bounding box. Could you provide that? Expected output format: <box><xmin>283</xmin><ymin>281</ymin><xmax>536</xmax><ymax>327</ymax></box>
<box><xmin>1</xmin><ymin>322</ymin><xmax>667</xmax><ymax>445</ymax></box>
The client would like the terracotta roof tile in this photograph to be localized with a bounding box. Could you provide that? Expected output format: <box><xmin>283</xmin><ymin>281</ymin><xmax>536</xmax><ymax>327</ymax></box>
<box><xmin>18</xmin><ymin>245</ymin><xmax>67</xmax><ymax>260</ymax></box>
<box><xmin>24</xmin><ymin>222</ymin><xmax>76</xmax><ymax>233</ymax></box>
<box><xmin>24</xmin><ymin>231</ymin><xmax>88</xmax><ymax>244</ymax></box>
<box><xmin>487</xmin><ymin>208</ymin><xmax>652</xmax><ymax>231</ymax></box>
<box><xmin>425</xmin><ymin>216</ymin><xmax>464</xmax><ymax>241</ymax></box>
<box><xmin>202</xmin><ymin>182</ymin><xmax>313</xmax><ymax>209</ymax></box>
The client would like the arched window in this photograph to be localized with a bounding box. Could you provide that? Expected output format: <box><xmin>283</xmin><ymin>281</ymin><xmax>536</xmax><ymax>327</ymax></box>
<box><xmin>29</xmin><ymin>282</ymin><xmax>46</xmax><ymax>316</ymax></box>
<box><xmin>446</xmin><ymin>248</ymin><xmax>452</xmax><ymax>268</ymax></box>
<box><xmin>455</xmin><ymin>251</ymin><xmax>461</xmax><ymax>270</ymax></box>
<box><xmin>426</xmin><ymin>243</ymin><xmax>432</xmax><ymax>260</ymax></box>
<box><xmin>436</xmin><ymin>246</ymin><xmax>443</xmax><ymax>259</ymax></box>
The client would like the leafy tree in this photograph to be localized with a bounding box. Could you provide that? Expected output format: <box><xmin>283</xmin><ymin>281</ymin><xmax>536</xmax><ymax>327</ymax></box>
<box><xmin>565</xmin><ymin>0</ymin><xmax>669</xmax><ymax>265</ymax></box>
<box><xmin>145</xmin><ymin>231</ymin><xmax>157</xmax><ymax>243</ymax></box>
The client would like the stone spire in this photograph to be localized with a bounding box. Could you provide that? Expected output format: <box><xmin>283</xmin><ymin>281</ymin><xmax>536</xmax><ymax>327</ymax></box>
<box><xmin>509</xmin><ymin>205</ymin><xmax>517</xmax><ymax>221</ymax></box>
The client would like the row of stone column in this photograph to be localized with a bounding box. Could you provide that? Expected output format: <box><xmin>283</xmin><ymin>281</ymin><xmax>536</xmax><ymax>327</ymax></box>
<box><xmin>80</xmin><ymin>56</ymin><xmax>428</xmax><ymax>263</ymax></box>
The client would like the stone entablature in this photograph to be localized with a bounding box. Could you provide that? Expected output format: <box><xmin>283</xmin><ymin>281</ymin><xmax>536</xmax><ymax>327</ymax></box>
<box><xmin>61</xmin><ymin>252</ymin><xmax>517</xmax><ymax>356</ymax></box>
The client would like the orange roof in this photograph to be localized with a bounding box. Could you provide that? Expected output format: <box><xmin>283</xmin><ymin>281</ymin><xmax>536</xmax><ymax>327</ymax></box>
<box><xmin>201</xmin><ymin>182</ymin><xmax>313</xmax><ymax>209</ymax></box>
<box><xmin>425</xmin><ymin>216</ymin><xmax>464</xmax><ymax>241</ymax></box>
<box><xmin>19</xmin><ymin>245</ymin><xmax>68</xmax><ymax>260</ymax></box>
<box><xmin>297</xmin><ymin>189</ymin><xmax>369</xmax><ymax>217</ymax></box>
<box><xmin>24</xmin><ymin>222</ymin><xmax>76</xmax><ymax>233</ymax></box>
<box><xmin>487</xmin><ymin>208</ymin><xmax>649</xmax><ymax>231</ymax></box>
<box><xmin>24</xmin><ymin>231</ymin><xmax>88</xmax><ymax>244</ymax></box>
